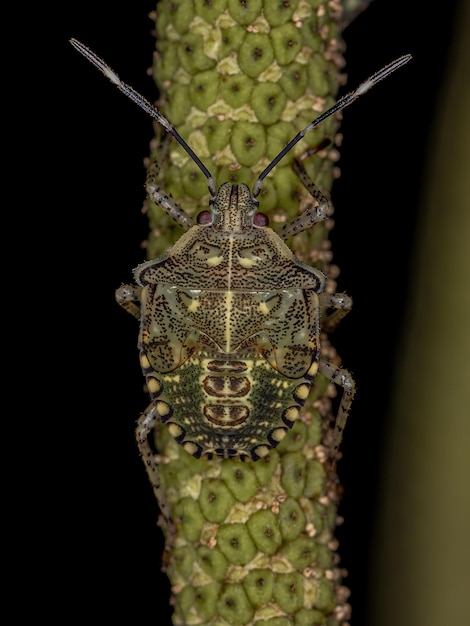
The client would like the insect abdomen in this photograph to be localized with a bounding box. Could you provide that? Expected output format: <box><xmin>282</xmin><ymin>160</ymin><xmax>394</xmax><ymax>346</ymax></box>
<box><xmin>144</xmin><ymin>348</ymin><xmax>317</xmax><ymax>461</ymax></box>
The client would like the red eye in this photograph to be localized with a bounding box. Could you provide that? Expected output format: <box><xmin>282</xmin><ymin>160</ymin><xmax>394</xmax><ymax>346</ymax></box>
<box><xmin>196</xmin><ymin>210</ymin><xmax>212</xmax><ymax>225</ymax></box>
<box><xmin>254</xmin><ymin>212</ymin><xmax>269</xmax><ymax>227</ymax></box>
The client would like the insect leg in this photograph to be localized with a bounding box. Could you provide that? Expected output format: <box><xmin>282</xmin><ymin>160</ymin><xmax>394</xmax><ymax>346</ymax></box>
<box><xmin>277</xmin><ymin>158</ymin><xmax>329</xmax><ymax>240</ymax></box>
<box><xmin>146</xmin><ymin>135</ymin><xmax>195</xmax><ymax>231</ymax></box>
<box><xmin>136</xmin><ymin>403</ymin><xmax>172</xmax><ymax>532</ymax></box>
<box><xmin>115</xmin><ymin>284</ymin><xmax>142</xmax><ymax>319</ymax></box>
<box><xmin>318</xmin><ymin>360</ymin><xmax>356</xmax><ymax>465</ymax></box>
<box><xmin>319</xmin><ymin>292</ymin><xmax>353</xmax><ymax>334</ymax></box>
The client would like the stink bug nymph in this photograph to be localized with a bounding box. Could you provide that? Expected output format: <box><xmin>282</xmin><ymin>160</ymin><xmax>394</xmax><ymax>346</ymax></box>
<box><xmin>71</xmin><ymin>39</ymin><xmax>411</xmax><ymax>463</ymax></box>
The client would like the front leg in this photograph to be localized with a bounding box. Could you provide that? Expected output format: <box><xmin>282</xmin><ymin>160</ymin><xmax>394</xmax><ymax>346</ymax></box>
<box><xmin>319</xmin><ymin>292</ymin><xmax>353</xmax><ymax>334</ymax></box>
<box><xmin>136</xmin><ymin>403</ymin><xmax>173</xmax><ymax>537</ymax></box>
<box><xmin>278</xmin><ymin>158</ymin><xmax>329</xmax><ymax>240</ymax></box>
<box><xmin>318</xmin><ymin>360</ymin><xmax>356</xmax><ymax>467</ymax></box>
<box><xmin>115</xmin><ymin>283</ymin><xmax>141</xmax><ymax>319</ymax></box>
<box><xmin>146</xmin><ymin>157</ymin><xmax>195</xmax><ymax>230</ymax></box>
<box><xmin>317</xmin><ymin>294</ymin><xmax>355</xmax><ymax>465</ymax></box>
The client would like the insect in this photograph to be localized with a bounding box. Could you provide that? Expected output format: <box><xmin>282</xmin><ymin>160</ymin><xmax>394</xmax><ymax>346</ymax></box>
<box><xmin>71</xmin><ymin>39</ymin><xmax>410</xmax><ymax>464</ymax></box>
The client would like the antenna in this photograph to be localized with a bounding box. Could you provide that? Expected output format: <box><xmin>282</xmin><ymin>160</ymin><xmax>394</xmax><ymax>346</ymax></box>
<box><xmin>71</xmin><ymin>38</ymin><xmax>411</xmax><ymax>201</ymax></box>
<box><xmin>70</xmin><ymin>38</ymin><xmax>217</xmax><ymax>196</ymax></box>
<box><xmin>252</xmin><ymin>54</ymin><xmax>412</xmax><ymax>197</ymax></box>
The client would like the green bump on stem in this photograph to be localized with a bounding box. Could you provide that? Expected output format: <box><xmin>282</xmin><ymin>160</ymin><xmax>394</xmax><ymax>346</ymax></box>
<box><xmin>199</xmin><ymin>478</ymin><xmax>236</xmax><ymax>523</ymax></box>
<box><xmin>217</xmin><ymin>523</ymin><xmax>257</xmax><ymax>565</ymax></box>
<box><xmin>219</xmin><ymin>25</ymin><xmax>246</xmax><ymax>57</ymax></box>
<box><xmin>251</xmin><ymin>83</ymin><xmax>287</xmax><ymax>126</ymax></box>
<box><xmin>303</xmin><ymin>458</ymin><xmax>326</xmax><ymax>499</ymax></box>
<box><xmin>220</xmin><ymin>74</ymin><xmax>254</xmax><ymax>109</ymax></box>
<box><xmin>263</xmin><ymin>0</ymin><xmax>299</xmax><ymax>27</ymax></box>
<box><xmin>217</xmin><ymin>584</ymin><xmax>255</xmax><ymax>626</ymax></box>
<box><xmin>204</xmin><ymin>117</ymin><xmax>234</xmax><ymax>153</ymax></box>
<box><xmin>242</xmin><ymin>568</ymin><xmax>274</xmax><ymax>608</ymax></box>
<box><xmin>307</xmin><ymin>402</ymin><xmax>328</xmax><ymax>446</ymax></box>
<box><xmin>252</xmin><ymin>450</ymin><xmax>279</xmax><ymax>486</ymax></box>
<box><xmin>171</xmin><ymin>545</ymin><xmax>198</xmax><ymax>580</ymax></box>
<box><xmin>309</xmin><ymin>501</ymin><xmax>326</xmax><ymax>536</ymax></box>
<box><xmin>238</xmin><ymin>32</ymin><xmax>274</xmax><ymax>78</ymax></box>
<box><xmin>178</xmin><ymin>32</ymin><xmax>216</xmax><ymax>73</ymax></box>
<box><xmin>176</xmin><ymin>585</ymin><xmax>195</xmax><ymax>622</ymax></box>
<box><xmin>165</xmin><ymin>84</ymin><xmax>191</xmax><ymax>126</ymax></box>
<box><xmin>278</xmin><ymin>497</ymin><xmax>306</xmax><ymax>542</ymax></box>
<box><xmin>273</xmin><ymin>571</ymin><xmax>305</xmax><ymax>613</ymax></box>
<box><xmin>265</xmin><ymin>121</ymin><xmax>297</xmax><ymax>162</ymax></box>
<box><xmin>295</xmin><ymin>607</ymin><xmax>332</xmax><ymax>625</ymax></box>
<box><xmin>316</xmin><ymin>544</ymin><xmax>334</xmax><ymax>570</ymax></box>
<box><xmin>173</xmin><ymin>497</ymin><xmax>204</xmax><ymax>542</ymax></box>
<box><xmin>252</xmin><ymin>177</ymin><xmax>277</xmax><ymax>212</ymax></box>
<box><xmin>154</xmin><ymin>450</ymin><xmax>197</xmax><ymax>490</ymax></box>
<box><xmin>227</xmin><ymin>0</ymin><xmax>262</xmax><ymax>26</ymax></box>
<box><xmin>231</xmin><ymin>121</ymin><xmax>266</xmax><ymax>168</ymax></box>
<box><xmin>246</xmin><ymin>509</ymin><xmax>282</xmax><ymax>554</ymax></box>
<box><xmin>196</xmin><ymin>545</ymin><xmax>229</xmax><ymax>581</ymax></box>
<box><xmin>278</xmin><ymin>420</ymin><xmax>308</xmax><ymax>453</ymax></box>
<box><xmin>281</xmin><ymin>452</ymin><xmax>307</xmax><ymax>498</ymax></box>
<box><xmin>270</xmin><ymin>23</ymin><xmax>302</xmax><ymax>66</ymax></box>
<box><xmin>188</xmin><ymin>69</ymin><xmax>220</xmax><ymax>110</ymax></box>
<box><xmin>153</xmin><ymin>41</ymin><xmax>180</xmax><ymax>82</ymax></box>
<box><xmin>325</xmin><ymin>498</ymin><xmax>338</xmax><ymax>530</ymax></box>
<box><xmin>273</xmin><ymin>166</ymin><xmax>302</xmax><ymax>203</ymax></box>
<box><xmin>194</xmin><ymin>0</ymin><xmax>227</xmax><ymax>22</ymax></box>
<box><xmin>278</xmin><ymin>62</ymin><xmax>308</xmax><ymax>100</ymax></box>
<box><xmin>193</xmin><ymin>582</ymin><xmax>222</xmax><ymax>621</ymax></box>
<box><xmin>307</xmin><ymin>56</ymin><xmax>332</xmax><ymax>98</ymax></box>
<box><xmin>220</xmin><ymin>461</ymin><xmax>259</xmax><ymax>502</ymax></box>
<box><xmin>157</xmin><ymin>0</ymin><xmax>194</xmax><ymax>36</ymax></box>
<box><xmin>314</xmin><ymin>577</ymin><xmax>337</xmax><ymax>613</ymax></box>
<box><xmin>181</xmin><ymin>159</ymin><xmax>211</xmax><ymax>199</ymax></box>
<box><xmin>280</xmin><ymin>535</ymin><xmax>318</xmax><ymax>571</ymax></box>
<box><xmin>257</xmin><ymin>618</ymin><xmax>291</xmax><ymax>626</ymax></box>
<box><xmin>215</xmin><ymin>165</ymin><xmax>253</xmax><ymax>188</ymax></box>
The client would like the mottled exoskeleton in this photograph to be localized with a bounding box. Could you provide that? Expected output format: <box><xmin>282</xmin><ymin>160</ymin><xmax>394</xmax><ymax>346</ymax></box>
<box><xmin>71</xmin><ymin>39</ymin><xmax>411</xmax><ymax>463</ymax></box>
<box><xmin>120</xmin><ymin>176</ymin><xmax>343</xmax><ymax>462</ymax></box>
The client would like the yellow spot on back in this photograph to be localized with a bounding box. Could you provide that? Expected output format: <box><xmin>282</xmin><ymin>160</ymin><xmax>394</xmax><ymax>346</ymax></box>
<box><xmin>140</xmin><ymin>354</ymin><xmax>150</xmax><ymax>369</ymax></box>
<box><xmin>284</xmin><ymin>407</ymin><xmax>300</xmax><ymax>422</ymax></box>
<box><xmin>156</xmin><ymin>401</ymin><xmax>171</xmax><ymax>417</ymax></box>
<box><xmin>307</xmin><ymin>361</ymin><xmax>319</xmax><ymax>378</ymax></box>
<box><xmin>294</xmin><ymin>383</ymin><xmax>310</xmax><ymax>400</ymax></box>
<box><xmin>147</xmin><ymin>377</ymin><xmax>162</xmax><ymax>394</ymax></box>
<box><xmin>168</xmin><ymin>423</ymin><xmax>183</xmax><ymax>438</ymax></box>
<box><xmin>187</xmin><ymin>299</ymin><xmax>200</xmax><ymax>313</ymax></box>
<box><xmin>238</xmin><ymin>256</ymin><xmax>256</xmax><ymax>268</ymax></box>
<box><xmin>253</xmin><ymin>445</ymin><xmax>270</xmax><ymax>458</ymax></box>
<box><xmin>270</xmin><ymin>427</ymin><xmax>287</xmax><ymax>442</ymax></box>
<box><xmin>164</xmin><ymin>374</ymin><xmax>181</xmax><ymax>383</ymax></box>
<box><xmin>206</xmin><ymin>255</ymin><xmax>224</xmax><ymax>266</ymax></box>
<box><xmin>258</xmin><ymin>302</ymin><xmax>270</xmax><ymax>315</ymax></box>
<box><xmin>183</xmin><ymin>442</ymin><xmax>199</xmax><ymax>456</ymax></box>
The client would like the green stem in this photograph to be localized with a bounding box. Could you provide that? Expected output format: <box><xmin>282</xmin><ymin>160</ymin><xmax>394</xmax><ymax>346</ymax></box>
<box><xmin>139</xmin><ymin>2</ymin><xmax>371</xmax><ymax>624</ymax></box>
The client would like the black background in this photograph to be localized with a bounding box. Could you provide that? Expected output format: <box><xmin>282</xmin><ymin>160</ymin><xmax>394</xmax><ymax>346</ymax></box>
<box><xmin>24</xmin><ymin>1</ymin><xmax>460</xmax><ymax>624</ymax></box>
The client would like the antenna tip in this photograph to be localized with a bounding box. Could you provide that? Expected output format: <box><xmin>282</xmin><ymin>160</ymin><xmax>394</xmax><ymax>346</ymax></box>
<box><xmin>356</xmin><ymin>53</ymin><xmax>412</xmax><ymax>96</ymax></box>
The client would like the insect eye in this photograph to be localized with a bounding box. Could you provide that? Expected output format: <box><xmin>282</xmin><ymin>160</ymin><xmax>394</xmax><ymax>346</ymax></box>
<box><xmin>197</xmin><ymin>210</ymin><xmax>212</xmax><ymax>225</ymax></box>
<box><xmin>253</xmin><ymin>212</ymin><xmax>269</xmax><ymax>227</ymax></box>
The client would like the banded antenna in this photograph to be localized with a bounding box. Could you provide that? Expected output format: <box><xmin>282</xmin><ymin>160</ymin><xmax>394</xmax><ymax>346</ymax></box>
<box><xmin>70</xmin><ymin>38</ymin><xmax>411</xmax><ymax>198</ymax></box>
